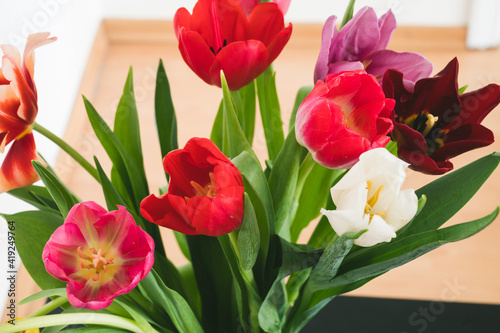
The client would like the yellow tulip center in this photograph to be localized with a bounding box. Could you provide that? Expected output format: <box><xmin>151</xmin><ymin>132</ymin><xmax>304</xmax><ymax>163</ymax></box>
<box><xmin>77</xmin><ymin>246</ymin><xmax>114</xmax><ymax>281</ymax></box>
<box><xmin>364</xmin><ymin>181</ymin><xmax>385</xmax><ymax>222</ymax></box>
<box><xmin>186</xmin><ymin>172</ymin><xmax>217</xmax><ymax>201</ymax></box>
<box><xmin>400</xmin><ymin>111</ymin><xmax>448</xmax><ymax>154</ymax></box>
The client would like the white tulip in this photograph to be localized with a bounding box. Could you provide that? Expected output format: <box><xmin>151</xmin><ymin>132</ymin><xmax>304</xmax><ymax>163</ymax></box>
<box><xmin>321</xmin><ymin>148</ymin><xmax>418</xmax><ymax>247</ymax></box>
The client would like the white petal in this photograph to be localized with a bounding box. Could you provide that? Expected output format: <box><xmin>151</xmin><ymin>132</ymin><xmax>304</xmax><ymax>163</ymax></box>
<box><xmin>332</xmin><ymin>182</ymin><xmax>367</xmax><ymax>212</ymax></box>
<box><xmin>320</xmin><ymin>208</ymin><xmax>367</xmax><ymax>236</ymax></box>
<box><xmin>384</xmin><ymin>189</ymin><xmax>419</xmax><ymax>231</ymax></box>
<box><xmin>355</xmin><ymin>215</ymin><xmax>397</xmax><ymax>247</ymax></box>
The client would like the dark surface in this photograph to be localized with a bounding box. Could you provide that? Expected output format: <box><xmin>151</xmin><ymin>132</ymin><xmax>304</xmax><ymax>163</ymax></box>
<box><xmin>302</xmin><ymin>295</ymin><xmax>500</xmax><ymax>333</ymax></box>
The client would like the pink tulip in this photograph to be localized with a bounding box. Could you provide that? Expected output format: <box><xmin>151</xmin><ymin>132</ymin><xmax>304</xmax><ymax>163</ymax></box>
<box><xmin>43</xmin><ymin>202</ymin><xmax>155</xmax><ymax>310</ymax></box>
<box><xmin>295</xmin><ymin>70</ymin><xmax>394</xmax><ymax>169</ymax></box>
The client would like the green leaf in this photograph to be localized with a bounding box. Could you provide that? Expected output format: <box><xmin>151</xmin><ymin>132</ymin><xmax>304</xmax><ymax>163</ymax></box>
<box><xmin>210</xmin><ymin>100</ymin><xmax>224</xmax><ymax>149</ymax></box>
<box><xmin>113</xmin><ymin>299</ymin><xmax>157</xmax><ymax>333</ymax></box>
<box><xmin>83</xmin><ymin>96</ymin><xmax>148</xmax><ymax>209</ymax></box>
<box><xmin>220</xmin><ymin>73</ymin><xmax>259</xmax><ymax>162</ymax></box>
<box><xmin>31</xmin><ymin>161</ymin><xmax>79</xmax><ymax>217</ymax></box>
<box><xmin>288</xmin><ymin>85</ymin><xmax>313</xmax><ymax>132</ymax></box>
<box><xmin>268</xmin><ymin>128</ymin><xmax>302</xmax><ymax>240</ymax></box>
<box><xmin>155</xmin><ymin>59</ymin><xmax>178</xmax><ymax>177</ymax></box>
<box><xmin>19</xmin><ymin>288</ymin><xmax>66</xmax><ymax>305</ymax></box>
<box><xmin>114</xmin><ymin>67</ymin><xmax>146</xmax><ymax>178</ymax></box>
<box><xmin>404</xmin><ymin>152</ymin><xmax>500</xmax><ymax>236</ymax></box>
<box><xmin>232</xmin><ymin>151</ymin><xmax>274</xmax><ymax>226</ymax></box>
<box><xmin>255</xmin><ymin>66</ymin><xmax>284</xmax><ymax>161</ymax></box>
<box><xmin>52</xmin><ymin>328</ymin><xmax>131</xmax><ymax>333</ymax></box>
<box><xmin>320</xmin><ymin>207</ymin><xmax>499</xmax><ymax>299</ymax></box>
<box><xmin>458</xmin><ymin>84</ymin><xmax>469</xmax><ymax>94</ymax></box>
<box><xmin>140</xmin><ymin>271</ymin><xmax>204</xmax><ymax>333</ymax></box>
<box><xmin>173</xmin><ymin>231</ymin><xmax>191</xmax><ymax>261</ymax></box>
<box><xmin>94</xmin><ymin>157</ymin><xmax>130</xmax><ymax>211</ymax></box>
<box><xmin>258</xmin><ymin>238</ymin><xmax>322</xmax><ymax>332</ymax></box>
<box><xmin>239</xmin><ymin>81</ymin><xmax>257</xmax><ymax>145</ymax></box>
<box><xmin>238</xmin><ymin>194</ymin><xmax>260</xmax><ymax>271</ymax></box>
<box><xmin>7</xmin><ymin>185</ymin><xmax>60</xmax><ymax>214</ymax></box>
<box><xmin>186</xmin><ymin>235</ymin><xmax>235</xmax><ymax>332</ymax></box>
<box><xmin>1</xmin><ymin>211</ymin><xmax>65</xmax><ymax>290</ymax></box>
<box><xmin>284</xmin><ymin>231</ymin><xmax>363</xmax><ymax>333</ymax></box>
<box><xmin>290</xmin><ymin>163</ymin><xmax>343</xmax><ymax>242</ymax></box>
<box><xmin>340</xmin><ymin>0</ymin><xmax>356</xmax><ymax>29</ymax></box>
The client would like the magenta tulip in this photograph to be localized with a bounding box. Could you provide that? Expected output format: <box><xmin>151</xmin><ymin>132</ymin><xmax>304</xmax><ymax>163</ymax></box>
<box><xmin>314</xmin><ymin>7</ymin><xmax>432</xmax><ymax>86</ymax></box>
<box><xmin>43</xmin><ymin>202</ymin><xmax>155</xmax><ymax>310</ymax></box>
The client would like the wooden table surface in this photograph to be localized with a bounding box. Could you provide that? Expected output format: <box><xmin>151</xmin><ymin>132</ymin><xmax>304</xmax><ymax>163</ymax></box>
<box><xmin>4</xmin><ymin>21</ymin><xmax>500</xmax><ymax>320</ymax></box>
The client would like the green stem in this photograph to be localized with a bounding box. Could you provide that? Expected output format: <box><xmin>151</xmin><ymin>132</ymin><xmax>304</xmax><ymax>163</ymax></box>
<box><xmin>0</xmin><ymin>313</ymin><xmax>149</xmax><ymax>333</ymax></box>
<box><xmin>33</xmin><ymin>122</ymin><xmax>99</xmax><ymax>181</ymax></box>
<box><xmin>26</xmin><ymin>296</ymin><xmax>68</xmax><ymax>318</ymax></box>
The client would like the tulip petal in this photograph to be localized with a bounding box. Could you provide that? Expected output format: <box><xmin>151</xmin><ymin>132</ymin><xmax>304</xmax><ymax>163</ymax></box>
<box><xmin>263</xmin><ymin>23</ymin><xmax>292</xmax><ymax>64</ymax></box>
<box><xmin>210</xmin><ymin>40</ymin><xmax>268</xmax><ymax>90</ymax></box>
<box><xmin>356</xmin><ymin>214</ymin><xmax>396</xmax><ymax>247</ymax></box>
<box><xmin>314</xmin><ymin>15</ymin><xmax>338</xmax><ymax>83</ymax></box>
<box><xmin>366</xmin><ymin>49</ymin><xmax>433</xmax><ymax>84</ymax></box>
<box><xmin>0</xmin><ymin>132</ymin><xmax>40</xmax><ymax>193</ymax></box>
<box><xmin>374</xmin><ymin>10</ymin><xmax>397</xmax><ymax>51</ymax></box>
<box><xmin>22</xmin><ymin>33</ymin><xmax>57</xmax><ymax>85</ymax></box>
<box><xmin>177</xmin><ymin>30</ymin><xmax>216</xmax><ymax>86</ymax></box>
<box><xmin>190</xmin><ymin>0</ymin><xmax>247</xmax><ymax>46</ymax></box>
<box><xmin>140</xmin><ymin>193</ymin><xmax>198</xmax><ymax>235</ymax></box>
<box><xmin>66</xmin><ymin>201</ymin><xmax>107</xmax><ymax>247</ymax></box>
<box><xmin>454</xmin><ymin>83</ymin><xmax>500</xmax><ymax>127</ymax></box>
<box><xmin>431</xmin><ymin>124</ymin><xmax>494</xmax><ymax>161</ymax></box>
<box><xmin>248</xmin><ymin>2</ymin><xmax>286</xmax><ymax>47</ymax></box>
<box><xmin>173</xmin><ymin>7</ymin><xmax>191</xmax><ymax>39</ymax></box>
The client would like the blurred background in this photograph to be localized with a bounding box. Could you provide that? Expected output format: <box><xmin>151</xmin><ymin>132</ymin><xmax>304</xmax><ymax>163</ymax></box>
<box><xmin>1</xmin><ymin>0</ymin><xmax>500</xmax><ymax>320</ymax></box>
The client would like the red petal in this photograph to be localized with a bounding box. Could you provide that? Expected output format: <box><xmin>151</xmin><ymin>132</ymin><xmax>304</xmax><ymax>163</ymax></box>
<box><xmin>265</xmin><ymin>23</ymin><xmax>292</xmax><ymax>64</ymax></box>
<box><xmin>398</xmin><ymin>149</ymin><xmax>453</xmax><ymax>175</ymax></box>
<box><xmin>209</xmin><ymin>40</ymin><xmax>268</xmax><ymax>90</ymax></box>
<box><xmin>140</xmin><ymin>193</ymin><xmax>198</xmax><ymax>235</ymax></box>
<box><xmin>453</xmin><ymin>83</ymin><xmax>500</xmax><ymax>127</ymax></box>
<box><xmin>174</xmin><ymin>7</ymin><xmax>191</xmax><ymax>39</ymax></box>
<box><xmin>431</xmin><ymin>123</ymin><xmax>494</xmax><ymax>161</ymax></box>
<box><xmin>0</xmin><ymin>132</ymin><xmax>39</xmax><ymax>192</ymax></box>
<box><xmin>248</xmin><ymin>3</ymin><xmax>286</xmax><ymax>46</ymax></box>
<box><xmin>190</xmin><ymin>0</ymin><xmax>247</xmax><ymax>47</ymax></box>
<box><xmin>177</xmin><ymin>30</ymin><xmax>216</xmax><ymax>86</ymax></box>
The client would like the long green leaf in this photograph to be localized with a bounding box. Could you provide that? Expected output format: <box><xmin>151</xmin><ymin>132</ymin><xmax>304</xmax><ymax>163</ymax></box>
<box><xmin>267</xmin><ymin>128</ymin><xmax>302</xmax><ymax>240</ymax></box>
<box><xmin>83</xmin><ymin>96</ymin><xmax>148</xmax><ymax>208</ymax></box>
<box><xmin>210</xmin><ymin>100</ymin><xmax>224</xmax><ymax>149</ymax></box>
<box><xmin>1</xmin><ymin>211</ymin><xmax>65</xmax><ymax>290</ymax></box>
<box><xmin>240</xmin><ymin>81</ymin><xmax>257</xmax><ymax>145</ymax></box>
<box><xmin>19</xmin><ymin>288</ymin><xmax>66</xmax><ymax>305</ymax></box>
<box><xmin>284</xmin><ymin>231</ymin><xmax>363</xmax><ymax>333</ymax></box>
<box><xmin>7</xmin><ymin>185</ymin><xmax>60</xmax><ymax>214</ymax></box>
<box><xmin>155</xmin><ymin>59</ymin><xmax>178</xmax><ymax>176</ymax></box>
<box><xmin>256</xmin><ymin>66</ymin><xmax>284</xmax><ymax>161</ymax></box>
<box><xmin>238</xmin><ymin>194</ymin><xmax>260</xmax><ymax>271</ymax></box>
<box><xmin>31</xmin><ymin>161</ymin><xmax>79</xmax><ymax>217</ymax></box>
<box><xmin>405</xmin><ymin>152</ymin><xmax>500</xmax><ymax>235</ymax></box>
<box><xmin>186</xmin><ymin>235</ymin><xmax>235</xmax><ymax>332</ymax></box>
<box><xmin>141</xmin><ymin>271</ymin><xmax>203</xmax><ymax>333</ymax></box>
<box><xmin>114</xmin><ymin>67</ymin><xmax>146</xmax><ymax>178</ymax></box>
<box><xmin>220</xmin><ymin>73</ymin><xmax>259</xmax><ymax>162</ymax></box>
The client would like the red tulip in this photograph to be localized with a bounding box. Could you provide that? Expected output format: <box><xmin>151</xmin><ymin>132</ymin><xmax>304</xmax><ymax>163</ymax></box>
<box><xmin>140</xmin><ymin>137</ymin><xmax>244</xmax><ymax>236</ymax></box>
<box><xmin>0</xmin><ymin>33</ymin><xmax>56</xmax><ymax>193</ymax></box>
<box><xmin>383</xmin><ymin>58</ymin><xmax>500</xmax><ymax>174</ymax></box>
<box><xmin>43</xmin><ymin>202</ymin><xmax>155</xmax><ymax>310</ymax></box>
<box><xmin>295</xmin><ymin>70</ymin><xmax>394</xmax><ymax>169</ymax></box>
<box><xmin>174</xmin><ymin>0</ymin><xmax>292</xmax><ymax>91</ymax></box>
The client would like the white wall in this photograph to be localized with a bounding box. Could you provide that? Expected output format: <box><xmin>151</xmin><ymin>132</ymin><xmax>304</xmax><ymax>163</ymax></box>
<box><xmin>102</xmin><ymin>0</ymin><xmax>472</xmax><ymax>26</ymax></box>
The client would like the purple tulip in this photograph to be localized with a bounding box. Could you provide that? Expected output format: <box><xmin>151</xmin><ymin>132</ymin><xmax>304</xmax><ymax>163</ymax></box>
<box><xmin>314</xmin><ymin>7</ymin><xmax>433</xmax><ymax>86</ymax></box>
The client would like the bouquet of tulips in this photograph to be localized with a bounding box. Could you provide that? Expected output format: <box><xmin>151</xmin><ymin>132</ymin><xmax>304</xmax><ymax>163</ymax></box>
<box><xmin>1</xmin><ymin>0</ymin><xmax>499</xmax><ymax>332</ymax></box>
